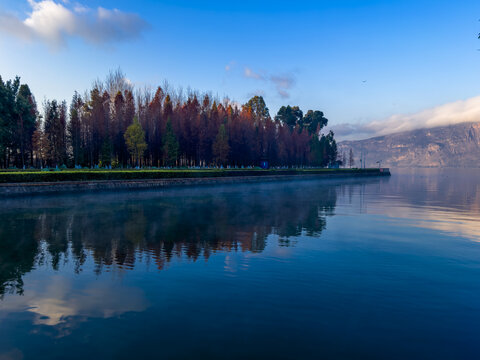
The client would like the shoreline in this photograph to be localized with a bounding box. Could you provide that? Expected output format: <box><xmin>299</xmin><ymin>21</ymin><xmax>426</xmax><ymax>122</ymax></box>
<box><xmin>0</xmin><ymin>169</ymin><xmax>390</xmax><ymax>197</ymax></box>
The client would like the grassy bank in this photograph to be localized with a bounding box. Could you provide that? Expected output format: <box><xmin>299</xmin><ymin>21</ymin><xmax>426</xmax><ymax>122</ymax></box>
<box><xmin>0</xmin><ymin>168</ymin><xmax>388</xmax><ymax>184</ymax></box>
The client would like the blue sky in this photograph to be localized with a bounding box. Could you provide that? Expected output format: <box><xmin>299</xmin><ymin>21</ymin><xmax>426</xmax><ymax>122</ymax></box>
<box><xmin>1</xmin><ymin>0</ymin><xmax>480</xmax><ymax>139</ymax></box>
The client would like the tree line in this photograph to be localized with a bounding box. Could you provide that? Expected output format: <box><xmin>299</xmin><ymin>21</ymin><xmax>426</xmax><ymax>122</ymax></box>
<box><xmin>0</xmin><ymin>71</ymin><xmax>338</xmax><ymax>169</ymax></box>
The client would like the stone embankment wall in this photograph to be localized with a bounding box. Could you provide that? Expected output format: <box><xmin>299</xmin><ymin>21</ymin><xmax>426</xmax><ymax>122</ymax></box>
<box><xmin>0</xmin><ymin>170</ymin><xmax>391</xmax><ymax>197</ymax></box>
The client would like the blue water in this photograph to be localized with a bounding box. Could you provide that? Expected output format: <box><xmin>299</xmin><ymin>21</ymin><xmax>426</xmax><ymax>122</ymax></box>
<box><xmin>0</xmin><ymin>169</ymin><xmax>479</xmax><ymax>359</ymax></box>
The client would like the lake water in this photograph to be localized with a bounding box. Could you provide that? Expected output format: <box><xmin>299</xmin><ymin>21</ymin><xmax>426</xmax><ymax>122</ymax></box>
<box><xmin>1</xmin><ymin>169</ymin><xmax>480</xmax><ymax>359</ymax></box>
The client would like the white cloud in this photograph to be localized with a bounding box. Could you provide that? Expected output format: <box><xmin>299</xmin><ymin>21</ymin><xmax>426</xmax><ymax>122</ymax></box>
<box><xmin>224</xmin><ymin>60</ymin><xmax>236</xmax><ymax>72</ymax></box>
<box><xmin>0</xmin><ymin>0</ymin><xmax>148</xmax><ymax>49</ymax></box>
<box><xmin>332</xmin><ymin>95</ymin><xmax>480</xmax><ymax>140</ymax></box>
<box><xmin>243</xmin><ymin>67</ymin><xmax>296</xmax><ymax>99</ymax></box>
<box><xmin>270</xmin><ymin>75</ymin><xmax>294</xmax><ymax>90</ymax></box>
<box><xmin>24</xmin><ymin>0</ymin><xmax>76</xmax><ymax>46</ymax></box>
<box><xmin>244</xmin><ymin>67</ymin><xmax>264</xmax><ymax>80</ymax></box>
<box><xmin>270</xmin><ymin>74</ymin><xmax>295</xmax><ymax>99</ymax></box>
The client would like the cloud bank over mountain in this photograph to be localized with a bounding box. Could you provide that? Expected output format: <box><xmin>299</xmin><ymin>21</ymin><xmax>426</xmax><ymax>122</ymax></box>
<box><xmin>332</xmin><ymin>95</ymin><xmax>480</xmax><ymax>140</ymax></box>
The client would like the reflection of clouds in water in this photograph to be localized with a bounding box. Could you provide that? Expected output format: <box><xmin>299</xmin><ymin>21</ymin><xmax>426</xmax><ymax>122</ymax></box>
<box><xmin>0</xmin><ymin>275</ymin><xmax>148</xmax><ymax>327</ymax></box>
<box><xmin>336</xmin><ymin>169</ymin><xmax>480</xmax><ymax>242</ymax></box>
<box><xmin>341</xmin><ymin>194</ymin><xmax>480</xmax><ymax>241</ymax></box>
<box><xmin>0</xmin><ymin>349</ymin><xmax>23</xmax><ymax>360</ymax></box>
<box><xmin>380</xmin><ymin>205</ymin><xmax>480</xmax><ymax>242</ymax></box>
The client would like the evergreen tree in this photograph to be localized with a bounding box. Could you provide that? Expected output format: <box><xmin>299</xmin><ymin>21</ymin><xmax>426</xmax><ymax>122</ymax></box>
<box><xmin>162</xmin><ymin>118</ymin><xmax>179</xmax><ymax>166</ymax></box>
<box><xmin>0</xmin><ymin>76</ymin><xmax>19</xmax><ymax>167</ymax></box>
<box><xmin>275</xmin><ymin>105</ymin><xmax>303</xmax><ymax>130</ymax></box>
<box><xmin>213</xmin><ymin>124</ymin><xmax>230</xmax><ymax>165</ymax></box>
<box><xmin>0</xmin><ymin>76</ymin><xmax>37</xmax><ymax>168</ymax></box>
<box><xmin>15</xmin><ymin>84</ymin><xmax>37</xmax><ymax>168</ymax></box>
<box><xmin>301</xmin><ymin>110</ymin><xmax>328</xmax><ymax>135</ymax></box>
<box><xmin>68</xmin><ymin>92</ymin><xmax>84</xmax><ymax>166</ymax></box>
<box><xmin>43</xmin><ymin>100</ymin><xmax>67</xmax><ymax>167</ymax></box>
<box><xmin>100</xmin><ymin>136</ymin><xmax>113</xmax><ymax>167</ymax></box>
<box><xmin>326</xmin><ymin>131</ymin><xmax>337</xmax><ymax>165</ymax></box>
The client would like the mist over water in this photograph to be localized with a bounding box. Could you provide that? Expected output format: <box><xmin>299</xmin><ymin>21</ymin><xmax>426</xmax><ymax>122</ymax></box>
<box><xmin>1</xmin><ymin>169</ymin><xmax>479</xmax><ymax>359</ymax></box>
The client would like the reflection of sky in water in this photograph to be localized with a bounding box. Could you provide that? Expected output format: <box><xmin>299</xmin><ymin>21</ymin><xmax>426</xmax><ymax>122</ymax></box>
<box><xmin>0</xmin><ymin>273</ymin><xmax>148</xmax><ymax>328</ymax></box>
<box><xmin>336</xmin><ymin>168</ymin><xmax>480</xmax><ymax>241</ymax></box>
<box><xmin>1</xmin><ymin>169</ymin><xmax>480</xmax><ymax>359</ymax></box>
<box><xmin>372</xmin><ymin>204</ymin><xmax>480</xmax><ymax>240</ymax></box>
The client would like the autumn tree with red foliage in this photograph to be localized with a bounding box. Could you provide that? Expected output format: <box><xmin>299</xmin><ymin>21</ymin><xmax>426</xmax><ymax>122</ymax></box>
<box><xmin>0</xmin><ymin>71</ymin><xmax>338</xmax><ymax>169</ymax></box>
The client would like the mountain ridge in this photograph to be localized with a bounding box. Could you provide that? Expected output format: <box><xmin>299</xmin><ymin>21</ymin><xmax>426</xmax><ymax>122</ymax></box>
<box><xmin>338</xmin><ymin>121</ymin><xmax>480</xmax><ymax>168</ymax></box>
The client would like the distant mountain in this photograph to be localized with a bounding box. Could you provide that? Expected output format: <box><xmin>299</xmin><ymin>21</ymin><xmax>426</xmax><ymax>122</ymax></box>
<box><xmin>338</xmin><ymin>122</ymin><xmax>480</xmax><ymax>168</ymax></box>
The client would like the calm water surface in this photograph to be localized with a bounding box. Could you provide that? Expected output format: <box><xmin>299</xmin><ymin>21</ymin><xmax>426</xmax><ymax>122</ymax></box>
<box><xmin>1</xmin><ymin>169</ymin><xmax>480</xmax><ymax>359</ymax></box>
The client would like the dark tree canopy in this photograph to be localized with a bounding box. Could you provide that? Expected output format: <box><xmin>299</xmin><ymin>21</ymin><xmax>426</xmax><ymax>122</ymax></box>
<box><xmin>0</xmin><ymin>76</ymin><xmax>38</xmax><ymax>168</ymax></box>
<box><xmin>301</xmin><ymin>110</ymin><xmax>328</xmax><ymax>135</ymax></box>
<box><xmin>275</xmin><ymin>107</ymin><xmax>328</xmax><ymax>135</ymax></box>
<box><xmin>275</xmin><ymin>105</ymin><xmax>303</xmax><ymax>129</ymax></box>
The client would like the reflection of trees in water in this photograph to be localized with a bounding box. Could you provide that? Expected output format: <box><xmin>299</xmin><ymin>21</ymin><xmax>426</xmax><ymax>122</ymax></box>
<box><xmin>0</xmin><ymin>214</ymin><xmax>38</xmax><ymax>298</ymax></box>
<box><xmin>0</xmin><ymin>183</ymin><xmax>337</xmax><ymax>297</ymax></box>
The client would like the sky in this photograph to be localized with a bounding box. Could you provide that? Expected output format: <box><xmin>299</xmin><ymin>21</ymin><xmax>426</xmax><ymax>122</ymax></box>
<box><xmin>1</xmin><ymin>0</ymin><xmax>480</xmax><ymax>140</ymax></box>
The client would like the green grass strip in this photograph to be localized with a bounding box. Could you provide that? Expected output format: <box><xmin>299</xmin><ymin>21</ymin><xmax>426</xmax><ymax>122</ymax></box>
<box><xmin>0</xmin><ymin>168</ymin><xmax>383</xmax><ymax>183</ymax></box>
